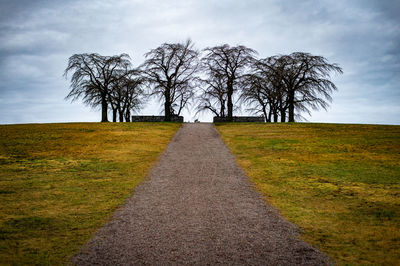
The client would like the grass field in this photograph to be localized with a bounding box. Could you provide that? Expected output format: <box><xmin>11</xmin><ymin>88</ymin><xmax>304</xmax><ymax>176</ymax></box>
<box><xmin>0</xmin><ymin>122</ymin><xmax>180</xmax><ymax>265</ymax></box>
<box><xmin>216</xmin><ymin>123</ymin><xmax>400</xmax><ymax>265</ymax></box>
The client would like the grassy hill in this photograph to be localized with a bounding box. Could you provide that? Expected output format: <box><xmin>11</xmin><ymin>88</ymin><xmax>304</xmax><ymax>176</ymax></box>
<box><xmin>0</xmin><ymin>122</ymin><xmax>181</xmax><ymax>265</ymax></box>
<box><xmin>1</xmin><ymin>122</ymin><xmax>399</xmax><ymax>265</ymax></box>
<box><xmin>216</xmin><ymin>123</ymin><xmax>400</xmax><ymax>265</ymax></box>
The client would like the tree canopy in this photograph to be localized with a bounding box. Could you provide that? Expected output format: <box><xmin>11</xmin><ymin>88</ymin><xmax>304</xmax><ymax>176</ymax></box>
<box><xmin>64</xmin><ymin>53</ymin><xmax>133</xmax><ymax>122</ymax></box>
<box><xmin>64</xmin><ymin>42</ymin><xmax>342</xmax><ymax>122</ymax></box>
<box><xmin>200</xmin><ymin>44</ymin><xmax>257</xmax><ymax>121</ymax></box>
<box><xmin>241</xmin><ymin>53</ymin><xmax>343</xmax><ymax>122</ymax></box>
<box><xmin>141</xmin><ymin>39</ymin><xmax>200</xmax><ymax>121</ymax></box>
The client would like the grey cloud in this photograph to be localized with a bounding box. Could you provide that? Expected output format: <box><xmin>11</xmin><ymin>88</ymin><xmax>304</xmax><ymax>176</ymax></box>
<box><xmin>0</xmin><ymin>0</ymin><xmax>72</xmax><ymax>24</ymax></box>
<box><xmin>357</xmin><ymin>0</ymin><xmax>400</xmax><ymax>23</ymax></box>
<box><xmin>0</xmin><ymin>0</ymin><xmax>399</xmax><ymax>124</ymax></box>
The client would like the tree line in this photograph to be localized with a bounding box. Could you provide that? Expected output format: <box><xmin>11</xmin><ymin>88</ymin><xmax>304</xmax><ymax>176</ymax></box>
<box><xmin>64</xmin><ymin>39</ymin><xmax>342</xmax><ymax>122</ymax></box>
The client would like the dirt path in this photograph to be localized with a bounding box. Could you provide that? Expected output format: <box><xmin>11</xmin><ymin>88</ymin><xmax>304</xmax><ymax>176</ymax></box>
<box><xmin>72</xmin><ymin>123</ymin><xmax>330</xmax><ymax>265</ymax></box>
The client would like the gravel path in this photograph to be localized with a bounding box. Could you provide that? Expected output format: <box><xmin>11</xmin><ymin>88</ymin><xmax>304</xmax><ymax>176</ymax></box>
<box><xmin>72</xmin><ymin>123</ymin><xmax>330</xmax><ymax>265</ymax></box>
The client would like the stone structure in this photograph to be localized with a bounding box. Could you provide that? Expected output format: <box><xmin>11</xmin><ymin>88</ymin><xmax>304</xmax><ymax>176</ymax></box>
<box><xmin>131</xmin><ymin>115</ymin><xmax>184</xmax><ymax>122</ymax></box>
<box><xmin>213</xmin><ymin>116</ymin><xmax>265</xmax><ymax>123</ymax></box>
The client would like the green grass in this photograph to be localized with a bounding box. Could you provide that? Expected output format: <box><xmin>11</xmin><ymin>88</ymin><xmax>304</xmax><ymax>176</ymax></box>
<box><xmin>0</xmin><ymin>122</ymin><xmax>181</xmax><ymax>265</ymax></box>
<box><xmin>215</xmin><ymin>123</ymin><xmax>400</xmax><ymax>265</ymax></box>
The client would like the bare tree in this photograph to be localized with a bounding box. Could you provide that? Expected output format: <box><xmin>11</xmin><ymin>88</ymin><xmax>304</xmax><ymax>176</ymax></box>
<box><xmin>283</xmin><ymin>52</ymin><xmax>343</xmax><ymax>122</ymax></box>
<box><xmin>108</xmin><ymin>66</ymin><xmax>145</xmax><ymax>122</ymax></box>
<box><xmin>141</xmin><ymin>39</ymin><xmax>200</xmax><ymax>121</ymax></box>
<box><xmin>196</xmin><ymin>71</ymin><xmax>227</xmax><ymax>117</ymax></box>
<box><xmin>242</xmin><ymin>53</ymin><xmax>342</xmax><ymax>122</ymax></box>
<box><xmin>64</xmin><ymin>53</ymin><xmax>131</xmax><ymax>122</ymax></box>
<box><xmin>201</xmin><ymin>44</ymin><xmax>256</xmax><ymax>121</ymax></box>
<box><xmin>263</xmin><ymin>56</ymin><xmax>291</xmax><ymax>122</ymax></box>
<box><xmin>241</xmin><ymin>73</ymin><xmax>274</xmax><ymax>122</ymax></box>
<box><xmin>119</xmin><ymin>70</ymin><xmax>145</xmax><ymax>122</ymax></box>
<box><xmin>241</xmin><ymin>56</ymin><xmax>288</xmax><ymax>122</ymax></box>
<box><xmin>171</xmin><ymin>80</ymin><xmax>196</xmax><ymax>116</ymax></box>
<box><xmin>253</xmin><ymin>56</ymin><xmax>290</xmax><ymax>122</ymax></box>
<box><xmin>108</xmin><ymin>75</ymin><xmax>124</xmax><ymax>122</ymax></box>
<box><xmin>123</xmin><ymin>76</ymin><xmax>145</xmax><ymax>122</ymax></box>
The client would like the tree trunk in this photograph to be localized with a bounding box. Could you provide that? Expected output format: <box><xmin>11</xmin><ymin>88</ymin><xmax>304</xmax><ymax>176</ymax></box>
<box><xmin>288</xmin><ymin>90</ymin><xmax>295</xmax><ymax>122</ymax></box>
<box><xmin>280</xmin><ymin>109</ymin><xmax>286</xmax><ymax>122</ymax></box>
<box><xmin>112</xmin><ymin>109</ymin><xmax>117</xmax><ymax>122</ymax></box>
<box><xmin>262</xmin><ymin>107</ymin><xmax>268</xmax><ymax>123</ymax></box>
<box><xmin>227</xmin><ymin>84</ymin><xmax>233</xmax><ymax>121</ymax></box>
<box><xmin>273</xmin><ymin>111</ymin><xmax>278</xmax><ymax>123</ymax></box>
<box><xmin>164</xmin><ymin>88</ymin><xmax>171</xmax><ymax>122</ymax></box>
<box><xmin>101</xmin><ymin>95</ymin><xmax>109</xmax><ymax>122</ymax></box>
<box><xmin>125</xmin><ymin>110</ymin><xmax>131</xmax><ymax>122</ymax></box>
<box><xmin>267</xmin><ymin>109</ymin><xmax>272</xmax><ymax>123</ymax></box>
<box><xmin>118</xmin><ymin>110</ymin><xmax>124</xmax><ymax>122</ymax></box>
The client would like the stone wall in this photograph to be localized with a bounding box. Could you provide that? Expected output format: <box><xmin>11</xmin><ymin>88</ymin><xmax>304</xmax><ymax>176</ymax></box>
<box><xmin>131</xmin><ymin>115</ymin><xmax>184</xmax><ymax>122</ymax></box>
<box><xmin>213</xmin><ymin>116</ymin><xmax>265</xmax><ymax>123</ymax></box>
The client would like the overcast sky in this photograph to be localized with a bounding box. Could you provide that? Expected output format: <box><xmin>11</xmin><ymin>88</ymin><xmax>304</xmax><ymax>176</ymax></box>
<box><xmin>0</xmin><ymin>0</ymin><xmax>399</xmax><ymax>124</ymax></box>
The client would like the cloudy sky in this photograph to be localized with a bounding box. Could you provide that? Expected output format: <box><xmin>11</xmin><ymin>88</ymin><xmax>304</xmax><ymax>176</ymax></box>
<box><xmin>0</xmin><ymin>0</ymin><xmax>399</xmax><ymax>124</ymax></box>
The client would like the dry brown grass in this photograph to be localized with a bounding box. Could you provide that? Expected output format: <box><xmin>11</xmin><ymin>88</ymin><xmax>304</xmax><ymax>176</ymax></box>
<box><xmin>0</xmin><ymin>122</ymin><xmax>181</xmax><ymax>265</ymax></box>
<box><xmin>216</xmin><ymin>123</ymin><xmax>400</xmax><ymax>265</ymax></box>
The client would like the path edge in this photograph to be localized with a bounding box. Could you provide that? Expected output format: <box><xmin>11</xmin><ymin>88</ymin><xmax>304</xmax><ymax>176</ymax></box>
<box><xmin>212</xmin><ymin>123</ymin><xmax>334</xmax><ymax>265</ymax></box>
<box><xmin>69</xmin><ymin>123</ymin><xmax>183</xmax><ymax>264</ymax></box>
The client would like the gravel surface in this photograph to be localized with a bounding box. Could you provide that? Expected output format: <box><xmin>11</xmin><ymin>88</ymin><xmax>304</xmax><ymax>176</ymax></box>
<box><xmin>72</xmin><ymin>123</ymin><xmax>331</xmax><ymax>265</ymax></box>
